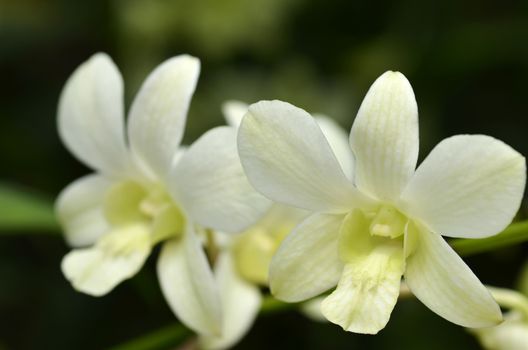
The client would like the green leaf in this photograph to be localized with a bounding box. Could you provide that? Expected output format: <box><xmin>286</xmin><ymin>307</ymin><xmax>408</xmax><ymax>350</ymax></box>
<box><xmin>0</xmin><ymin>183</ymin><xmax>59</xmax><ymax>232</ymax></box>
<box><xmin>450</xmin><ymin>220</ymin><xmax>528</xmax><ymax>257</ymax></box>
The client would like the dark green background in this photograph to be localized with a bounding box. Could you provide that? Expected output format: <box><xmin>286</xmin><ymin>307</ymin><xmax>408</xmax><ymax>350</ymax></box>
<box><xmin>1</xmin><ymin>0</ymin><xmax>527</xmax><ymax>349</ymax></box>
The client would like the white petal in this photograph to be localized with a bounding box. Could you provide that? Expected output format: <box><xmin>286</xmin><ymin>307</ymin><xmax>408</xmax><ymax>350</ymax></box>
<box><xmin>221</xmin><ymin>100</ymin><xmax>248</xmax><ymax>128</ymax></box>
<box><xmin>200</xmin><ymin>253</ymin><xmax>262</xmax><ymax>350</ymax></box>
<box><xmin>300</xmin><ymin>297</ymin><xmax>327</xmax><ymax>322</ymax></box>
<box><xmin>58</xmin><ymin>53</ymin><xmax>130</xmax><ymax>177</ymax></box>
<box><xmin>256</xmin><ymin>203</ymin><xmax>308</xmax><ymax>233</ymax></box>
<box><xmin>269</xmin><ymin>213</ymin><xmax>345</xmax><ymax>302</ymax></box>
<box><xmin>314</xmin><ymin>115</ymin><xmax>355</xmax><ymax>181</ymax></box>
<box><xmin>350</xmin><ymin>71</ymin><xmax>419</xmax><ymax>201</ymax></box>
<box><xmin>157</xmin><ymin>228</ymin><xmax>222</xmax><ymax>336</ymax></box>
<box><xmin>61</xmin><ymin>223</ymin><xmax>151</xmax><ymax>296</ymax></box>
<box><xmin>128</xmin><ymin>55</ymin><xmax>200</xmax><ymax>180</ymax></box>
<box><xmin>471</xmin><ymin>314</ymin><xmax>528</xmax><ymax>350</ymax></box>
<box><xmin>238</xmin><ymin>100</ymin><xmax>371</xmax><ymax>213</ymax></box>
<box><xmin>56</xmin><ymin>174</ymin><xmax>112</xmax><ymax>247</ymax></box>
<box><xmin>401</xmin><ymin>135</ymin><xmax>526</xmax><ymax>238</ymax></box>
<box><xmin>321</xmin><ymin>250</ymin><xmax>404</xmax><ymax>334</ymax></box>
<box><xmin>170</xmin><ymin>126</ymin><xmax>271</xmax><ymax>233</ymax></box>
<box><xmin>404</xmin><ymin>222</ymin><xmax>502</xmax><ymax>327</ymax></box>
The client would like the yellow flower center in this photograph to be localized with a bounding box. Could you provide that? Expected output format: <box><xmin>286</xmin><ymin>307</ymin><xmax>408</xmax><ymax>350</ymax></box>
<box><xmin>368</xmin><ymin>205</ymin><xmax>407</xmax><ymax>239</ymax></box>
<box><xmin>103</xmin><ymin>180</ymin><xmax>185</xmax><ymax>245</ymax></box>
<box><xmin>338</xmin><ymin>206</ymin><xmax>409</xmax><ymax>265</ymax></box>
<box><xmin>233</xmin><ymin>220</ymin><xmax>293</xmax><ymax>285</ymax></box>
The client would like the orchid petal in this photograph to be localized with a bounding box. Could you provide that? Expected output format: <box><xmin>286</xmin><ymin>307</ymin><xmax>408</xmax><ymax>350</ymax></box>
<box><xmin>315</xmin><ymin>115</ymin><xmax>355</xmax><ymax>181</ymax></box>
<box><xmin>269</xmin><ymin>213</ymin><xmax>345</xmax><ymax>302</ymax></box>
<box><xmin>56</xmin><ymin>174</ymin><xmax>112</xmax><ymax>247</ymax></box>
<box><xmin>350</xmin><ymin>71</ymin><xmax>419</xmax><ymax>201</ymax></box>
<box><xmin>157</xmin><ymin>228</ymin><xmax>222</xmax><ymax>336</ymax></box>
<box><xmin>200</xmin><ymin>253</ymin><xmax>261</xmax><ymax>350</ymax></box>
<box><xmin>61</xmin><ymin>223</ymin><xmax>151</xmax><ymax>296</ymax></box>
<box><xmin>58</xmin><ymin>53</ymin><xmax>129</xmax><ymax>177</ymax></box>
<box><xmin>128</xmin><ymin>55</ymin><xmax>200</xmax><ymax>179</ymax></box>
<box><xmin>404</xmin><ymin>222</ymin><xmax>502</xmax><ymax>327</ymax></box>
<box><xmin>170</xmin><ymin>126</ymin><xmax>270</xmax><ymax>233</ymax></box>
<box><xmin>401</xmin><ymin>135</ymin><xmax>526</xmax><ymax>238</ymax></box>
<box><xmin>238</xmin><ymin>100</ymin><xmax>371</xmax><ymax>213</ymax></box>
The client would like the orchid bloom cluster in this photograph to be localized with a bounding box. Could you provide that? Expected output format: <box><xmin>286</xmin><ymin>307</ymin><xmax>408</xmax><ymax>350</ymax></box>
<box><xmin>57</xmin><ymin>53</ymin><xmax>527</xmax><ymax>349</ymax></box>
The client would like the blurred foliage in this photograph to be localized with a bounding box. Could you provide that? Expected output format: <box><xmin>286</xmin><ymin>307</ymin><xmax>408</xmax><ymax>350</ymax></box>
<box><xmin>0</xmin><ymin>183</ymin><xmax>57</xmax><ymax>232</ymax></box>
<box><xmin>1</xmin><ymin>0</ymin><xmax>528</xmax><ymax>349</ymax></box>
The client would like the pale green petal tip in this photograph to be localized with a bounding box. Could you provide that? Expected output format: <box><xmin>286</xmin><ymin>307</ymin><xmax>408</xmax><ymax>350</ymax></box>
<box><xmin>374</xmin><ymin>71</ymin><xmax>413</xmax><ymax>95</ymax></box>
<box><xmin>375</xmin><ymin>71</ymin><xmax>414</xmax><ymax>97</ymax></box>
<box><xmin>380</xmin><ymin>70</ymin><xmax>407</xmax><ymax>80</ymax></box>
<box><xmin>89</xmin><ymin>52</ymin><xmax>114</xmax><ymax>66</ymax></box>
<box><xmin>163</xmin><ymin>54</ymin><xmax>201</xmax><ymax>73</ymax></box>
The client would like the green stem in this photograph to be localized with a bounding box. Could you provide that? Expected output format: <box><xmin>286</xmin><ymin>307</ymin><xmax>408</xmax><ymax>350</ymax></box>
<box><xmin>450</xmin><ymin>220</ymin><xmax>528</xmax><ymax>257</ymax></box>
<box><xmin>108</xmin><ymin>323</ymin><xmax>190</xmax><ymax>350</ymax></box>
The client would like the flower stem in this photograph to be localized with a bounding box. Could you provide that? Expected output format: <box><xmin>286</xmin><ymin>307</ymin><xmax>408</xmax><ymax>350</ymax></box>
<box><xmin>450</xmin><ymin>220</ymin><xmax>528</xmax><ymax>257</ymax></box>
<box><xmin>108</xmin><ymin>323</ymin><xmax>190</xmax><ymax>350</ymax></box>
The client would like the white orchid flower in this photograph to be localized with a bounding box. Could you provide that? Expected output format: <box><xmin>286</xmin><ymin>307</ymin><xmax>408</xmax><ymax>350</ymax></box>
<box><xmin>199</xmin><ymin>101</ymin><xmax>351</xmax><ymax>349</ymax></box>
<box><xmin>56</xmin><ymin>53</ymin><xmax>270</xmax><ymax>336</ymax></box>
<box><xmin>237</xmin><ymin>71</ymin><xmax>527</xmax><ymax>334</ymax></box>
